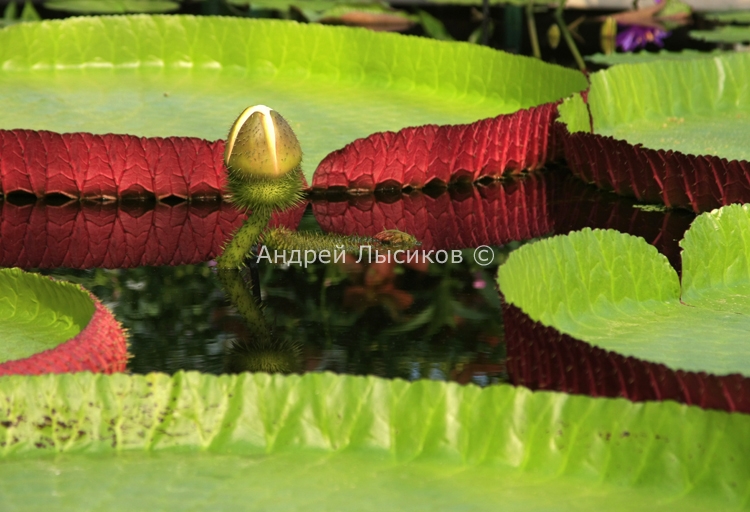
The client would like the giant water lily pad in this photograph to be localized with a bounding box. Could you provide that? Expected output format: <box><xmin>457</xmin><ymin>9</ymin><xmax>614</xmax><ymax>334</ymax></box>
<box><xmin>499</xmin><ymin>204</ymin><xmax>750</xmax><ymax>377</ymax></box>
<box><xmin>0</xmin><ymin>268</ymin><xmax>127</xmax><ymax>375</ymax></box>
<box><xmin>0</xmin><ymin>370</ymin><xmax>748</xmax><ymax>510</ymax></box>
<box><xmin>557</xmin><ymin>52</ymin><xmax>750</xmax><ymax>212</ymax></box>
<box><xmin>0</xmin><ymin>15</ymin><xmax>586</xmax><ymax>187</ymax></box>
<box><xmin>497</xmin><ymin>204</ymin><xmax>750</xmax><ymax>411</ymax></box>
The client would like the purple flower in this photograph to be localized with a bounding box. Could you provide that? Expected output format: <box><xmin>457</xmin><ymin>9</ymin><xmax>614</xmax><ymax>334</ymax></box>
<box><xmin>616</xmin><ymin>25</ymin><xmax>670</xmax><ymax>52</ymax></box>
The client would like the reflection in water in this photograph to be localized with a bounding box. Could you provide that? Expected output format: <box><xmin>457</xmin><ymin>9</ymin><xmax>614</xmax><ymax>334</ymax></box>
<box><xmin>8</xmin><ymin>169</ymin><xmax>697</xmax><ymax>385</ymax></box>
<box><xmin>240</xmin><ymin>250</ymin><xmax>508</xmax><ymax>384</ymax></box>
<box><xmin>216</xmin><ymin>269</ymin><xmax>302</xmax><ymax>374</ymax></box>
<box><xmin>41</xmin><ymin>254</ymin><xmax>507</xmax><ymax>385</ymax></box>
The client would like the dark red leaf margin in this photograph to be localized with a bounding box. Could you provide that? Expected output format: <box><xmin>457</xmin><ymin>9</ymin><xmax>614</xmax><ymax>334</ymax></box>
<box><xmin>558</xmin><ymin>116</ymin><xmax>750</xmax><ymax>214</ymax></box>
<box><xmin>0</xmin><ymin>129</ymin><xmax>227</xmax><ymax>199</ymax></box>
<box><xmin>1</xmin><ymin>104</ymin><xmax>561</xmax><ymax>198</ymax></box>
<box><xmin>312</xmin><ymin>103</ymin><xmax>562</xmax><ymax>190</ymax></box>
<box><xmin>0</xmin><ymin>292</ymin><xmax>128</xmax><ymax>376</ymax></box>
<box><xmin>502</xmin><ymin>302</ymin><xmax>750</xmax><ymax>414</ymax></box>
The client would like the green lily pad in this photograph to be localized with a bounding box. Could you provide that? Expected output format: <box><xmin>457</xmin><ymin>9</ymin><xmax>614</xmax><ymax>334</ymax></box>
<box><xmin>559</xmin><ymin>52</ymin><xmax>750</xmax><ymax>163</ymax></box>
<box><xmin>497</xmin><ymin>204</ymin><xmax>750</xmax><ymax>377</ymax></box>
<box><xmin>43</xmin><ymin>0</ymin><xmax>180</xmax><ymax>13</ymax></box>
<box><xmin>0</xmin><ymin>268</ymin><xmax>94</xmax><ymax>364</ymax></box>
<box><xmin>690</xmin><ymin>26</ymin><xmax>750</xmax><ymax>43</ymax></box>
<box><xmin>585</xmin><ymin>49</ymin><xmax>727</xmax><ymax>66</ymax></box>
<box><xmin>704</xmin><ymin>10</ymin><xmax>750</xmax><ymax>23</ymax></box>
<box><xmin>0</xmin><ymin>370</ymin><xmax>747</xmax><ymax>510</ymax></box>
<box><xmin>0</xmin><ymin>15</ymin><xmax>586</xmax><ymax>182</ymax></box>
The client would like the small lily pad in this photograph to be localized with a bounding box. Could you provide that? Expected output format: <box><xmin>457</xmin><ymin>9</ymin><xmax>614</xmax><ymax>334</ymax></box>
<box><xmin>0</xmin><ymin>268</ymin><xmax>127</xmax><ymax>375</ymax></box>
<box><xmin>0</xmin><ymin>268</ymin><xmax>94</xmax><ymax>364</ymax></box>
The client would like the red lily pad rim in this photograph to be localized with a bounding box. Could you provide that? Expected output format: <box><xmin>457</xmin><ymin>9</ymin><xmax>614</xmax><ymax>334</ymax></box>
<box><xmin>0</xmin><ymin>288</ymin><xmax>129</xmax><ymax>376</ymax></box>
<box><xmin>557</xmin><ymin>121</ymin><xmax>750</xmax><ymax>213</ymax></box>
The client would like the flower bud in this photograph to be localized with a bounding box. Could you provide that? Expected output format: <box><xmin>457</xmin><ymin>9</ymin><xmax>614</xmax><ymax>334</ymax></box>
<box><xmin>224</xmin><ymin>105</ymin><xmax>302</xmax><ymax>179</ymax></box>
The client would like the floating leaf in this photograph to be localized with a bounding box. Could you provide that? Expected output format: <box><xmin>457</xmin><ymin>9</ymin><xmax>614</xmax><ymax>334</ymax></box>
<box><xmin>0</xmin><ymin>15</ymin><xmax>586</xmax><ymax>189</ymax></box>
<box><xmin>501</xmin><ymin>301</ymin><xmax>750</xmax><ymax>413</ymax></box>
<box><xmin>497</xmin><ymin>203</ymin><xmax>750</xmax><ymax>412</ymax></box>
<box><xmin>0</xmin><ymin>268</ymin><xmax>127</xmax><ymax>376</ymax></box>
<box><xmin>0</xmin><ymin>371</ymin><xmax>748</xmax><ymax>510</ymax></box>
<box><xmin>690</xmin><ymin>26</ymin><xmax>750</xmax><ymax>43</ymax></box>
<box><xmin>557</xmin><ymin>52</ymin><xmax>750</xmax><ymax>212</ymax></box>
<box><xmin>0</xmin><ymin>130</ymin><xmax>226</xmax><ymax>200</ymax></box>
<box><xmin>313</xmin><ymin>103</ymin><xmax>566</xmax><ymax>190</ymax></box>
<box><xmin>704</xmin><ymin>10</ymin><xmax>750</xmax><ymax>24</ymax></box>
<box><xmin>586</xmin><ymin>49</ymin><xmax>726</xmax><ymax>66</ymax></box>
<box><xmin>43</xmin><ymin>0</ymin><xmax>180</xmax><ymax>13</ymax></box>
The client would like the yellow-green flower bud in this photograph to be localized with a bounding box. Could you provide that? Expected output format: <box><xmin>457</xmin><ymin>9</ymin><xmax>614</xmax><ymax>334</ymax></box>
<box><xmin>224</xmin><ymin>105</ymin><xmax>302</xmax><ymax>179</ymax></box>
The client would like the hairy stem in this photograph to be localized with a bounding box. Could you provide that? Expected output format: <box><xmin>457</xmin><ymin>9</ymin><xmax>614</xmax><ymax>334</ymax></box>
<box><xmin>216</xmin><ymin>210</ymin><xmax>273</xmax><ymax>269</ymax></box>
<box><xmin>262</xmin><ymin>227</ymin><xmax>421</xmax><ymax>255</ymax></box>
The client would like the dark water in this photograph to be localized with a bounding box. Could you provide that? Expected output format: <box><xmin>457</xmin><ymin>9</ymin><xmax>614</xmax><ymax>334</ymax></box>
<box><xmin>10</xmin><ymin>169</ymin><xmax>695</xmax><ymax>385</ymax></box>
<box><xmin>40</xmin><ymin>225</ymin><xmax>511</xmax><ymax>386</ymax></box>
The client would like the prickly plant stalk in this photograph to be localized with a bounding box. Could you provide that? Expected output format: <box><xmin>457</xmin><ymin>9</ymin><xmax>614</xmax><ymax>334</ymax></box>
<box><xmin>262</xmin><ymin>227</ymin><xmax>420</xmax><ymax>255</ymax></box>
<box><xmin>216</xmin><ymin>210</ymin><xmax>272</xmax><ymax>269</ymax></box>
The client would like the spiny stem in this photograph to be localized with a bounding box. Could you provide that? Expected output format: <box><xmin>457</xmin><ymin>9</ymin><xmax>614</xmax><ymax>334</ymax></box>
<box><xmin>262</xmin><ymin>227</ymin><xmax>421</xmax><ymax>255</ymax></box>
<box><xmin>216</xmin><ymin>210</ymin><xmax>273</xmax><ymax>269</ymax></box>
